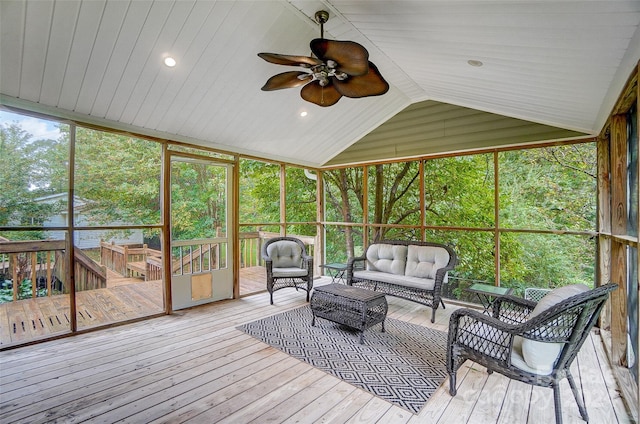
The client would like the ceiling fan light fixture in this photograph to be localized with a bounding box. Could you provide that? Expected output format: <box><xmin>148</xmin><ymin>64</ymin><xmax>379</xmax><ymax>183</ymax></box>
<box><xmin>257</xmin><ymin>10</ymin><xmax>389</xmax><ymax>107</ymax></box>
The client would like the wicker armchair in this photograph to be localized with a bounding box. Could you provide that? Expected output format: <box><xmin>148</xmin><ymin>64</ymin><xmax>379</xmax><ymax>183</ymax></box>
<box><xmin>262</xmin><ymin>236</ymin><xmax>313</xmax><ymax>305</ymax></box>
<box><xmin>447</xmin><ymin>283</ymin><xmax>617</xmax><ymax>424</ymax></box>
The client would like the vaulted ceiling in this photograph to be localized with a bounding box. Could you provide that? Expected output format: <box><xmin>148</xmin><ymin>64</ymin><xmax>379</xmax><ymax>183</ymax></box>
<box><xmin>1</xmin><ymin>0</ymin><xmax>639</xmax><ymax>168</ymax></box>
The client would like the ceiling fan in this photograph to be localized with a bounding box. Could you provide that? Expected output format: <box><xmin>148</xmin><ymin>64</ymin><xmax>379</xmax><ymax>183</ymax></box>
<box><xmin>258</xmin><ymin>10</ymin><xmax>389</xmax><ymax>107</ymax></box>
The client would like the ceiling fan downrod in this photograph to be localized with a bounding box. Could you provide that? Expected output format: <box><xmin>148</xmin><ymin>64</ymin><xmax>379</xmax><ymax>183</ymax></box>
<box><xmin>315</xmin><ymin>10</ymin><xmax>329</xmax><ymax>39</ymax></box>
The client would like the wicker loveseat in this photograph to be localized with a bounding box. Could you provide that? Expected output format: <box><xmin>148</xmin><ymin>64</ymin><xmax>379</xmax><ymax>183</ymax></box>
<box><xmin>447</xmin><ymin>283</ymin><xmax>618</xmax><ymax>424</ymax></box>
<box><xmin>345</xmin><ymin>240</ymin><xmax>457</xmax><ymax>322</ymax></box>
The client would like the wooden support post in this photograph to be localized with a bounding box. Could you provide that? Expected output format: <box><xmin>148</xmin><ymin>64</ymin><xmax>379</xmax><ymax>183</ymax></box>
<box><xmin>611</xmin><ymin>113</ymin><xmax>629</xmax><ymax>366</ymax></box>
<box><xmin>280</xmin><ymin>164</ymin><xmax>286</xmax><ymax>236</ymax></box>
<box><xmin>494</xmin><ymin>151</ymin><xmax>501</xmax><ymax>286</ymax></box>
<box><xmin>597</xmin><ymin>134</ymin><xmax>612</xmax><ymax>328</ymax></box>
<box><xmin>316</xmin><ymin>170</ymin><xmax>324</xmax><ymax>277</ymax></box>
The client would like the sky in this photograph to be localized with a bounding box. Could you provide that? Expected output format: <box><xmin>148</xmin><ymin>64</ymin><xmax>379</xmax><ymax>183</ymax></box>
<box><xmin>0</xmin><ymin>110</ymin><xmax>62</xmax><ymax>141</ymax></box>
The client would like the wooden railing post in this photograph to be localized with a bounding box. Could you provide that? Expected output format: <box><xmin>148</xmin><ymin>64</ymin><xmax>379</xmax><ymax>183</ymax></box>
<box><xmin>47</xmin><ymin>251</ymin><xmax>52</xmax><ymax>296</ymax></box>
<box><xmin>12</xmin><ymin>255</ymin><xmax>18</xmax><ymax>301</ymax></box>
<box><xmin>31</xmin><ymin>252</ymin><xmax>37</xmax><ymax>298</ymax></box>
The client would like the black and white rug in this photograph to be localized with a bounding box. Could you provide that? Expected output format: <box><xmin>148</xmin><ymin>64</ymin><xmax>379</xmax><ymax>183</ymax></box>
<box><xmin>238</xmin><ymin>306</ymin><xmax>448</xmax><ymax>413</ymax></box>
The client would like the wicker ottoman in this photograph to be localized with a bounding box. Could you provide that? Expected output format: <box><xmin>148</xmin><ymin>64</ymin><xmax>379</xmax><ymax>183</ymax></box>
<box><xmin>310</xmin><ymin>283</ymin><xmax>388</xmax><ymax>344</ymax></box>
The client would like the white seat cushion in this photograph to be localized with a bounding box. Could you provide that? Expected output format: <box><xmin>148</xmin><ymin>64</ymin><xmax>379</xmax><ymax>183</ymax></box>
<box><xmin>273</xmin><ymin>267</ymin><xmax>308</xmax><ymax>278</ymax></box>
<box><xmin>353</xmin><ymin>270</ymin><xmax>435</xmax><ymax>290</ymax></box>
<box><xmin>520</xmin><ymin>284</ymin><xmax>590</xmax><ymax>373</ymax></box>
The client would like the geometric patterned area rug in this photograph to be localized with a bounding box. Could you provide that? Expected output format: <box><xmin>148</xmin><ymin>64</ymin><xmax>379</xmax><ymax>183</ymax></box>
<box><xmin>238</xmin><ymin>305</ymin><xmax>448</xmax><ymax>413</ymax></box>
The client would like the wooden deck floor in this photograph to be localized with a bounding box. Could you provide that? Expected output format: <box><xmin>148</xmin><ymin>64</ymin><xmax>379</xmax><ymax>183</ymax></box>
<box><xmin>0</xmin><ymin>267</ymin><xmax>267</xmax><ymax>346</ymax></box>
<box><xmin>0</xmin><ymin>278</ymin><xmax>633</xmax><ymax>424</ymax></box>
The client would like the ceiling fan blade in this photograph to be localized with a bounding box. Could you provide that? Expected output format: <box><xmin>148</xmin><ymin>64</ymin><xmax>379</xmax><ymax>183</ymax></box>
<box><xmin>310</xmin><ymin>39</ymin><xmax>369</xmax><ymax>76</ymax></box>
<box><xmin>261</xmin><ymin>71</ymin><xmax>312</xmax><ymax>91</ymax></box>
<box><xmin>258</xmin><ymin>53</ymin><xmax>322</xmax><ymax>67</ymax></box>
<box><xmin>333</xmin><ymin>61</ymin><xmax>389</xmax><ymax>98</ymax></box>
<box><xmin>300</xmin><ymin>81</ymin><xmax>342</xmax><ymax>107</ymax></box>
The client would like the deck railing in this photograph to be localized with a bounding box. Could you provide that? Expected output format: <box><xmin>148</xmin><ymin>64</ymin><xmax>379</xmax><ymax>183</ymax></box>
<box><xmin>0</xmin><ymin>239</ymin><xmax>107</xmax><ymax>301</ymax></box>
<box><xmin>100</xmin><ymin>241</ymin><xmax>162</xmax><ymax>280</ymax></box>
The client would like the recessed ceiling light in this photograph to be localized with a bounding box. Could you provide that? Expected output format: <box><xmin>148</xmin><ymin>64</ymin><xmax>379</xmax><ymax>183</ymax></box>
<box><xmin>467</xmin><ymin>59</ymin><xmax>483</xmax><ymax>67</ymax></box>
<box><xmin>300</xmin><ymin>111</ymin><xmax>308</xmax><ymax>117</ymax></box>
<box><xmin>164</xmin><ymin>57</ymin><xmax>177</xmax><ymax>67</ymax></box>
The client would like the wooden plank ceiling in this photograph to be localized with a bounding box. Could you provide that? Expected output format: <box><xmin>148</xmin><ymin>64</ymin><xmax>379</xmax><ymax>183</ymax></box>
<box><xmin>0</xmin><ymin>0</ymin><xmax>638</xmax><ymax>167</ymax></box>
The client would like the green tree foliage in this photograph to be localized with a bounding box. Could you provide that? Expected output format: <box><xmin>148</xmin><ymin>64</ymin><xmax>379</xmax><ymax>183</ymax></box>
<box><xmin>498</xmin><ymin>144</ymin><xmax>597</xmax><ymax>290</ymax></box>
<box><xmin>285</xmin><ymin>167</ymin><xmax>316</xmax><ymax>222</ymax></box>
<box><xmin>423</xmin><ymin>155</ymin><xmax>495</xmax><ymax>228</ymax></box>
<box><xmin>170</xmin><ymin>161</ymin><xmax>227</xmax><ymax>240</ymax></box>
<box><xmin>499</xmin><ymin>145</ymin><xmax>596</xmax><ymax>231</ymax></box>
<box><xmin>322</xmin><ymin>144</ymin><xmax>597</xmax><ymax>294</ymax></box>
<box><xmin>369</xmin><ymin>162</ymin><xmax>421</xmax><ymax>241</ymax></box>
<box><xmin>0</xmin><ymin>121</ymin><xmax>67</xmax><ymax>237</ymax></box>
<box><xmin>73</xmin><ymin>127</ymin><xmax>161</xmax><ymax>227</ymax></box>
<box><xmin>324</xmin><ymin>168</ymin><xmax>365</xmax><ymax>258</ymax></box>
<box><xmin>239</xmin><ymin>159</ymin><xmax>280</xmax><ymax>224</ymax></box>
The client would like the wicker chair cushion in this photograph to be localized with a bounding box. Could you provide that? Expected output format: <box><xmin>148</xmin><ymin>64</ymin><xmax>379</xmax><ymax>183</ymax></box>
<box><xmin>353</xmin><ymin>270</ymin><xmax>435</xmax><ymax>290</ymax></box>
<box><xmin>365</xmin><ymin>244</ymin><xmax>408</xmax><ymax>275</ymax></box>
<box><xmin>521</xmin><ymin>284</ymin><xmax>590</xmax><ymax>372</ymax></box>
<box><xmin>405</xmin><ymin>245</ymin><xmax>450</xmax><ymax>279</ymax></box>
<box><xmin>267</xmin><ymin>240</ymin><xmax>303</xmax><ymax>268</ymax></box>
<box><xmin>272</xmin><ymin>267</ymin><xmax>309</xmax><ymax>278</ymax></box>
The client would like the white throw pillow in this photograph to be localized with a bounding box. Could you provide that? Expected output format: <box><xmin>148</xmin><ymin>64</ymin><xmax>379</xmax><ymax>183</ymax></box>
<box><xmin>267</xmin><ymin>240</ymin><xmax>303</xmax><ymax>268</ymax></box>
<box><xmin>366</xmin><ymin>244</ymin><xmax>407</xmax><ymax>275</ymax></box>
<box><xmin>520</xmin><ymin>284</ymin><xmax>590</xmax><ymax>374</ymax></box>
<box><xmin>405</xmin><ymin>245</ymin><xmax>450</xmax><ymax>279</ymax></box>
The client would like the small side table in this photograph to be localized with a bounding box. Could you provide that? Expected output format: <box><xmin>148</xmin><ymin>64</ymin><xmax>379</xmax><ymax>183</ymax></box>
<box><xmin>310</xmin><ymin>283</ymin><xmax>388</xmax><ymax>344</ymax></box>
<box><xmin>466</xmin><ymin>283</ymin><xmax>513</xmax><ymax>314</ymax></box>
<box><xmin>320</xmin><ymin>262</ymin><xmax>348</xmax><ymax>283</ymax></box>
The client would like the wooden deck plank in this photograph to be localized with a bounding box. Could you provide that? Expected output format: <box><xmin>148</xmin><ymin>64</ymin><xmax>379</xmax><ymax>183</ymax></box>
<box><xmin>343</xmin><ymin>396</ymin><xmax>394</xmax><ymax>423</ymax></box>
<box><xmin>0</xmin><ymin>303</ymin><xmax>12</xmax><ymax>346</ymax></box>
<box><xmin>588</xmin><ymin>330</ymin><xmax>635</xmax><ymax>423</ymax></box>
<box><xmin>240</xmin><ymin>265</ymin><xmax>266</xmax><ymax>296</ymax></box>
<box><xmin>529</xmin><ymin>384</ymin><xmax>559</xmax><ymax>423</ymax></box>
<box><xmin>0</xmin><ymin>339</ymin><xmax>270</xmax><ymax>423</ymax></box>
<box><xmin>468</xmin><ymin>371</ymin><xmax>511</xmax><ymax>422</ymax></box>
<box><xmin>312</xmin><ymin>386</ymin><xmax>374</xmax><ymax>423</ymax></box>
<box><xmin>0</xmin><ymin>283</ymin><xmax>633</xmax><ymax>424</ymax></box>
<box><xmin>0</xmin><ymin>294</ymin><xmax>299</xmax><ymax>388</ymax></box>
<box><xmin>496</xmin><ymin>380</ymin><xmax>532</xmax><ymax>424</ymax></box>
<box><xmin>0</xmin><ymin>267</ymin><xmax>263</xmax><ymax>346</ymax></box>
<box><xmin>147</xmin><ymin>356</ymin><xmax>306</xmax><ymax>423</ymax></box>
<box><xmin>282</xmin><ymin>380</ymin><xmax>359</xmax><ymax>424</ymax></box>
<box><xmin>26</xmin><ymin>341</ymin><xmax>276</xmax><ymax>423</ymax></box>
<box><xmin>34</xmin><ymin>297</ymin><xmax>69</xmax><ymax>334</ymax></box>
<box><xmin>219</xmin><ymin>368</ymin><xmax>338</xmax><ymax>423</ymax></box>
<box><xmin>377</xmin><ymin>405</ymin><xmax>414</xmax><ymax>423</ymax></box>
<box><xmin>435</xmin><ymin>362</ymin><xmax>488</xmax><ymax>422</ymax></box>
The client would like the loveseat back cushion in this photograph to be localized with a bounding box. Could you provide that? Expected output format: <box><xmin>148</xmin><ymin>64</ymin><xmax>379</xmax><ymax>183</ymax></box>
<box><xmin>366</xmin><ymin>244</ymin><xmax>408</xmax><ymax>275</ymax></box>
<box><xmin>405</xmin><ymin>245</ymin><xmax>450</xmax><ymax>279</ymax></box>
<box><xmin>266</xmin><ymin>240</ymin><xmax>303</xmax><ymax>268</ymax></box>
<box><xmin>520</xmin><ymin>283</ymin><xmax>590</xmax><ymax>374</ymax></box>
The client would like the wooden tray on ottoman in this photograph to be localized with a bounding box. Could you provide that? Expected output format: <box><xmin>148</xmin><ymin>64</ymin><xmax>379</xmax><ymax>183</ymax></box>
<box><xmin>310</xmin><ymin>283</ymin><xmax>388</xmax><ymax>344</ymax></box>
